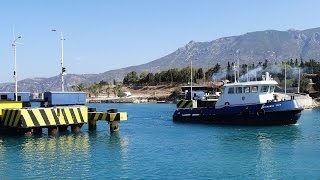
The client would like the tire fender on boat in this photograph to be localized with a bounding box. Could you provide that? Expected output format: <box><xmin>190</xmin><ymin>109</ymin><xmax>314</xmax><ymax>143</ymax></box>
<box><xmin>224</xmin><ymin>102</ymin><xmax>230</xmax><ymax>107</ymax></box>
<box><xmin>257</xmin><ymin>108</ymin><xmax>265</xmax><ymax>116</ymax></box>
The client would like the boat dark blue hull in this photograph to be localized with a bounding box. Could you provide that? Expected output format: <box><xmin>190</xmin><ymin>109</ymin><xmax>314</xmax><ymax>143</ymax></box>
<box><xmin>173</xmin><ymin>100</ymin><xmax>303</xmax><ymax>125</ymax></box>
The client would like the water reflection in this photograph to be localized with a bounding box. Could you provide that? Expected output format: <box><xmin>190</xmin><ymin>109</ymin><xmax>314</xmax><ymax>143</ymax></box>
<box><xmin>109</xmin><ymin>132</ymin><xmax>129</xmax><ymax>179</ymax></box>
<box><xmin>218</xmin><ymin>125</ymin><xmax>301</xmax><ymax>179</ymax></box>
<box><xmin>87</xmin><ymin>129</ymin><xmax>130</xmax><ymax>179</ymax></box>
<box><xmin>254</xmin><ymin>125</ymin><xmax>301</xmax><ymax>179</ymax></box>
<box><xmin>0</xmin><ymin>133</ymin><xmax>91</xmax><ymax>179</ymax></box>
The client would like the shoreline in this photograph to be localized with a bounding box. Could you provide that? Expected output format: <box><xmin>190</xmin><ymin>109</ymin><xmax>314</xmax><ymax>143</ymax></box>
<box><xmin>87</xmin><ymin>93</ymin><xmax>318</xmax><ymax>109</ymax></box>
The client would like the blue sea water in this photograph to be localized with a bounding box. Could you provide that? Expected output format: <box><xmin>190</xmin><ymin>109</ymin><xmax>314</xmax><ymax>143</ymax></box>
<box><xmin>0</xmin><ymin>103</ymin><xmax>320</xmax><ymax>179</ymax></box>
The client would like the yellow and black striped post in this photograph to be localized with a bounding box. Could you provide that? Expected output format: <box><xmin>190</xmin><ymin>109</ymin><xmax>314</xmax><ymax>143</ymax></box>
<box><xmin>88</xmin><ymin>109</ymin><xmax>128</xmax><ymax>132</ymax></box>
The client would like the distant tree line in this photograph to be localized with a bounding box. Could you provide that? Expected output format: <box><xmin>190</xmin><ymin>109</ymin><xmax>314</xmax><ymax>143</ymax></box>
<box><xmin>122</xmin><ymin>64</ymin><xmax>223</xmax><ymax>86</ymax></box>
<box><xmin>71</xmin><ymin>80</ymin><xmax>126</xmax><ymax>98</ymax></box>
<box><xmin>121</xmin><ymin>59</ymin><xmax>320</xmax><ymax>93</ymax></box>
<box><xmin>71</xmin><ymin>59</ymin><xmax>320</xmax><ymax>95</ymax></box>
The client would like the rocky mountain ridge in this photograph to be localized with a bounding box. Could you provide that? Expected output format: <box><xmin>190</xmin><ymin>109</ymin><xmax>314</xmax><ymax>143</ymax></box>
<box><xmin>1</xmin><ymin>27</ymin><xmax>320</xmax><ymax>92</ymax></box>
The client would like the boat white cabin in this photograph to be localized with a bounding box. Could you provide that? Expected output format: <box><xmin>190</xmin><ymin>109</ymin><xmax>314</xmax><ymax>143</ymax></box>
<box><xmin>215</xmin><ymin>72</ymin><xmax>278</xmax><ymax>109</ymax></box>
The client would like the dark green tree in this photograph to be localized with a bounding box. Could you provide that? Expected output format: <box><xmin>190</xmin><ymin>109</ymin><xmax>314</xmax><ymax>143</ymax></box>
<box><xmin>196</xmin><ymin>68</ymin><xmax>204</xmax><ymax>80</ymax></box>
<box><xmin>262</xmin><ymin>59</ymin><xmax>268</xmax><ymax>69</ymax></box>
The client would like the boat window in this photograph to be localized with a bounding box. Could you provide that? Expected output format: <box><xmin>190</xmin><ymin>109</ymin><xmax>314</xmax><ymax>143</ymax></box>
<box><xmin>270</xmin><ymin>86</ymin><xmax>275</xmax><ymax>93</ymax></box>
<box><xmin>261</xmin><ymin>85</ymin><xmax>269</xmax><ymax>93</ymax></box>
<box><xmin>244</xmin><ymin>86</ymin><xmax>250</xmax><ymax>93</ymax></box>
<box><xmin>228</xmin><ymin>87</ymin><xmax>235</xmax><ymax>94</ymax></box>
<box><xmin>0</xmin><ymin>95</ymin><xmax>7</xmax><ymax>100</ymax></box>
<box><xmin>236</xmin><ymin>87</ymin><xmax>242</xmax><ymax>94</ymax></box>
<box><xmin>251</xmin><ymin>86</ymin><xmax>258</xmax><ymax>93</ymax></box>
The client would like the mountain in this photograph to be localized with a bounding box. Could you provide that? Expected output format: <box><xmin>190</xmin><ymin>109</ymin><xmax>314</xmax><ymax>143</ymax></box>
<box><xmin>1</xmin><ymin>27</ymin><xmax>320</xmax><ymax>92</ymax></box>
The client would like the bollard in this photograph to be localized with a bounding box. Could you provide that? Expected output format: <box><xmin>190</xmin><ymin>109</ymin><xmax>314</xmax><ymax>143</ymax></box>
<box><xmin>109</xmin><ymin>121</ymin><xmax>119</xmax><ymax>132</ymax></box>
<box><xmin>71</xmin><ymin>124</ymin><xmax>81</xmax><ymax>133</ymax></box>
<box><xmin>88</xmin><ymin>119</ymin><xmax>97</xmax><ymax>131</ymax></box>
<box><xmin>48</xmin><ymin>126</ymin><xmax>58</xmax><ymax>135</ymax></box>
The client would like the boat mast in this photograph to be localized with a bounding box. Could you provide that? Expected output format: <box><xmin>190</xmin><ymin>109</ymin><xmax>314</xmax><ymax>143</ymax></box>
<box><xmin>246</xmin><ymin>65</ymin><xmax>249</xmax><ymax>82</ymax></box>
<box><xmin>233</xmin><ymin>64</ymin><xmax>237</xmax><ymax>83</ymax></box>
<box><xmin>237</xmin><ymin>50</ymin><xmax>240</xmax><ymax>82</ymax></box>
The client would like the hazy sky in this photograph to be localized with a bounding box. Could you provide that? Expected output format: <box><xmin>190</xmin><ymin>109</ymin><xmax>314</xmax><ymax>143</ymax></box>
<box><xmin>1</xmin><ymin>0</ymin><xmax>319</xmax><ymax>83</ymax></box>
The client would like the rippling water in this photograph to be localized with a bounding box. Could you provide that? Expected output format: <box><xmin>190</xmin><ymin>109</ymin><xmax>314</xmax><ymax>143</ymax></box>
<box><xmin>0</xmin><ymin>104</ymin><xmax>320</xmax><ymax>179</ymax></box>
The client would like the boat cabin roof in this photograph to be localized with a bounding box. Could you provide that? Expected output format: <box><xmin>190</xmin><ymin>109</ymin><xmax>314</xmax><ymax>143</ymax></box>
<box><xmin>223</xmin><ymin>80</ymin><xmax>278</xmax><ymax>87</ymax></box>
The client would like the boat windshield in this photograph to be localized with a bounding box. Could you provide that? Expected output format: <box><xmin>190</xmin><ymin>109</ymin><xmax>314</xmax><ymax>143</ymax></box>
<box><xmin>251</xmin><ymin>86</ymin><xmax>258</xmax><ymax>93</ymax></box>
<box><xmin>236</xmin><ymin>87</ymin><xmax>242</xmax><ymax>94</ymax></box>
<box><xmin>270</xmin><ymin>85</ymin><xmax>275</xmax><ymax>93</ymax></box>
<box><xmin>244</xmin><ymin>86</ymin><xmax>250</xmax><ymax>93</ymax></box>
<box><xmin>228</xmin><ymin>87</ymin><xmax>235</xmax><ymax>94</ymax></box>
<box><xmin>261</xmin><ymin>85</ymin><xmax>269</xmax><ymax>93</ymax></box>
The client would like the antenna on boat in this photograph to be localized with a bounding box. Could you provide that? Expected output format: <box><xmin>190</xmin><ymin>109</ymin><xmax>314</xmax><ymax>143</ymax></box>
<box><xmin>246</xmin><ymin>65</ymin><xmax>249</xmax><ymax>82</ymax></box>
<box><xmin>236</xmin><ymin>49</ymin><xmax>240</xmax><ymax>82</ymax></box>
<box><xmin>233</xmin><ymin>64</ymin><xmax>237</xmax><ymax>83</ymax></box>
<box><xmin>12</xmin><ymin>26</ymin><xmax>22</xmax><ymax>101</ymax></box>
<box><xmin>298</xmin><ymin>68</ymin><xmax>300</xmax><ymax>93</ymax></box>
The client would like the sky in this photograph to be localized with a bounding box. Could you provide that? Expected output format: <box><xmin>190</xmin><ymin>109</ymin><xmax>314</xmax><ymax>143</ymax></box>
<box><xmin>1</xmin><ymin>0</ymin><xmax>320</xmax><ymax>83</ymax></box>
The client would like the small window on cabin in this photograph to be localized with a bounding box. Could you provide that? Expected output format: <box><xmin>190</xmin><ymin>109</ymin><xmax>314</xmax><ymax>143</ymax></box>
<box><xmin>1</xmin><ymin>95</ymin><xmax>7</xmax><ymax>100</ymax></box>
<box><xmin>228</xmin><ymin>87</ymin><xmax>235</xmax><ymax>94</ymax></box>
<box><xmin>244</xmin><ymin>86</ymin><xmax>250</xmax><ymax>93</ymax></box>
<box><xmin>270</xmin><ymin>86</ymin><xmax>275</xmax><ymax>93</ymax></box>
<box><xmin>251</xmin><ymin>86</ymin><xmax>258</xmax><ymax>93</ymax></box>
<box><xmin>236</xmin><ymin>87</ymin><xmax>242</xmax><ymax>94</ymax></box>
<box><xmin>261</xmin><ymin>86</ymin><xmax>269</xmax><ymax>93</ymax></box>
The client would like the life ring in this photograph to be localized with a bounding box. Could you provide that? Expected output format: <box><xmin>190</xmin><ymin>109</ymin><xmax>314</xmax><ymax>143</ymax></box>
<box><xmin>257</xmin><ymin>108</ymin><xmax>265</xmax><ymax>116</ymax></box>
<box><xmin>224</xmin><ymin>102</ymin><xmax>230</xmax><ymax>107</ymax></box>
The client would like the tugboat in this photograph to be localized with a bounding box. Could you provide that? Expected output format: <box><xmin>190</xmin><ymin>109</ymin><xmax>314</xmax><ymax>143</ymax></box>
<box><xmin>173</xmin><ymin>72</ymin><xmax>303</xmax><ymax>125</ymax></box>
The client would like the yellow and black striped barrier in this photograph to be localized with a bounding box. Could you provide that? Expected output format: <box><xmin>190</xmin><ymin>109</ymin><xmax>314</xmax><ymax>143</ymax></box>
<box><xmin>0</xmin><ymin>101</ymin><xmax>23</xmax><ymax>117</ymax></box>
<box><xmin>1</xmin><ymin>106</ymin><xmax>88</xmax><ymax>128</ymax></box>
<box><xmin>88</xmin><ymin>112</ymin><xmax>128</xmax><ymax>122</ymax></box>
<box><xmin>87</xmin><ymin>111</ymin><xmax>127</xmax><ymax>132</ymax></box>
<box><xmin>0</xmin><ymin>101</ymin><xmax>128</xmax><ymax>134</ymax></box>
<box><xmin>176</xmin><ymin>100</ymin><xmax>193</xmax><ymax>108</ymax></box>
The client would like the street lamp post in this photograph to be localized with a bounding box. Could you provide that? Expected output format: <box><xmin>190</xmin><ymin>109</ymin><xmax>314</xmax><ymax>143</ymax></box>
<box><xmin>190</xmin><ymin>58</ymin><xmax>193</xmax><ymax>100</ymax></box>
<box><xmin>12</xmin><ymin>36</ymin><xmax>21</xmax><ymax>101</ymax></box>
<box><xmin>298</xmin><ymin>68</ymin><xmax>300</xmax><ymax>93</ymax></box>
<box><xmin>294</xmin><ymin>67</ymin><xmax>301</xmax><ymax>93</ymax></box>
<box><xmin>52</xmin><ymin>30</ymin><xmax>66</xmax><ymax>91</ymax></box>
<box><xmin>284</xmin><ymin>64</ymin><xmax>287</xmax><ymax>96</ymax></box>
